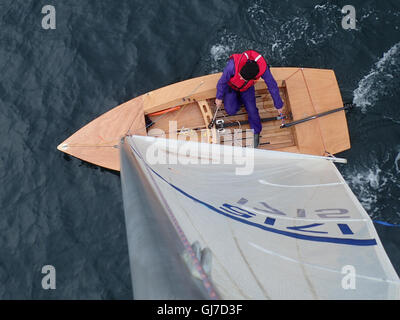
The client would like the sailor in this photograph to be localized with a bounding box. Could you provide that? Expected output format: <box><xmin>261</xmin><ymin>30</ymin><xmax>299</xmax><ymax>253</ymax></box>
<box><xmin>215</xmin><ymin>50</ymin><xmax>284</xmax><ymax>147</ymax></box>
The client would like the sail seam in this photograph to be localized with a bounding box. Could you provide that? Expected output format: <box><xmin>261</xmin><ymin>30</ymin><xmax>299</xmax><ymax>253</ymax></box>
<box><xmin>249</xmin><ymin>242</ymin><xmax>400</xmax><ymax>285</ymax></box>
<box><xmin>259</xmin><ymin>179</ymin><xmax>345</xmax><ymax>188</ymax></box>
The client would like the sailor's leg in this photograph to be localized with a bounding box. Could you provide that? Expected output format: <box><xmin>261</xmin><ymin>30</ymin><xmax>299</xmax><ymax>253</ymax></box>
<box><xmin>223</xmin><ymin>87</ymin><xmax>241</xmax><ymax>116</ymax></box>
<box><xmin>240</xmin><ymin>86</ymin><xmax>262</xmax><ymax>134</ymax></box>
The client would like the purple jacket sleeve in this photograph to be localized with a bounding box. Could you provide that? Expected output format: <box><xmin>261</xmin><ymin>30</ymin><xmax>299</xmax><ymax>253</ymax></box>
<box><xmin>216</xmin><ymin>59</ymin><xmax>235</xmax><ymax>100</ymax></box>
<box><xmin>261</xmin><ymin>68</ymin><xmax>283</xmax><ymax>110</ymax></box>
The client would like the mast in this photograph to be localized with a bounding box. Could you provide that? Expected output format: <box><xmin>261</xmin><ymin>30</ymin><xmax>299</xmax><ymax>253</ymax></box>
<box><xmin>120</xmin><ymin>137</ymin><xmax>218</xmax><ymax>299</ymax></box>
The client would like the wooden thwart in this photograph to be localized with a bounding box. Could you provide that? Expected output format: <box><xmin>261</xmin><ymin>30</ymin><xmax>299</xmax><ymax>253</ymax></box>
<box><xmin>197</xmin><ymin>100</ymin><xmax>217</xmax><ymax>144</ymax></box>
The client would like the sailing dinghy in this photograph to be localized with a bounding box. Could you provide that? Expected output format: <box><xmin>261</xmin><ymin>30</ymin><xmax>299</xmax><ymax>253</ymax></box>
<box><xmin>57</xmin><ymin>68</ymin><xmax>351</xmax><ymax>171</ymax></box>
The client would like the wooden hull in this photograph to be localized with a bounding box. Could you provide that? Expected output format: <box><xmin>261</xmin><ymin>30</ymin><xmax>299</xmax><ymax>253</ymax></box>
<box><xmin>57</xmin><ymin>68</ymin><xmax>350</xmax><ymax>171</ymax></box>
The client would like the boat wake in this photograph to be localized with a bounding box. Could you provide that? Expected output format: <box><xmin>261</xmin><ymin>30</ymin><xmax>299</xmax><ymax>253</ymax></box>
<box><xmin>396</xmin><ymin>149</ymin><xmax>400</xmax><ymax>174</ymax></box>
<box><xmin>209</xmin><ymin>41</ymin><xmax>235</xmax><ymax>73</ymax></box>
<box><xmin>207</xmin><ymin>1</ymin><xmax>342</xmax><ymax>70</ymax></box>
<box><xmin>353</xmin><ymin>42</ymin><xmax>400</xmax><ymax>112</ymax></box>
<box><xmin>344</xmin><ymin>165</ymin><xmax>385</xmax><ymax>214</ymax></box>
<box><xmin>342</xmin><ymin>148</ymin><xmax>400</xmax><ymax>224</ymax></box>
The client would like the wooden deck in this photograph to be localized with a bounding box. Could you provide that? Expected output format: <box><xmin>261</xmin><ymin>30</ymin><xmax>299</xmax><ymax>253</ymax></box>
<box><xmin>57</xmin><ymin>96</ymin><xmax>146</xmax><ymax>171</ymax></box>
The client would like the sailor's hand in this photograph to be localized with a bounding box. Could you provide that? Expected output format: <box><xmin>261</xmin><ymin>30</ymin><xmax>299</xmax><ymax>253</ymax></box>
<box><xmin>215</xmin><ymin>99</ymin><xmax>223</xmax><ymax>108</ymax></box>
<box><xmin>278</xmin><ymin>109</ymin><xmax>286</xmax><ymax>124</ymax></box>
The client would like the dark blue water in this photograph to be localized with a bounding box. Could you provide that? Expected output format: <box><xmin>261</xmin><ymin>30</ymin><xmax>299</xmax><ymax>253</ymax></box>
<box><xmin>0</xmin><ymin>0</ymin><xmax>399</xmax><ymax>299</ymax></box>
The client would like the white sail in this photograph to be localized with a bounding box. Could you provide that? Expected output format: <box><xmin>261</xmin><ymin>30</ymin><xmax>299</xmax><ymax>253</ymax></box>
<box><xmin>123</xmin><ymin>135</ymin><xmax>400</xmax><ymax>299</ymax></box>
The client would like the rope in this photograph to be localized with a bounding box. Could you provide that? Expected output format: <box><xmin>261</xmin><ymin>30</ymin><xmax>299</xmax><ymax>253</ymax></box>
<box><xmin>144</xmin><ymin>80</ymin><xmax>205</xmax><ymax>130</ymax></box>
<box><xmin>148</xmin><ymin>106</ymin><xmax>181</xmax><ymax>116</ymax></box>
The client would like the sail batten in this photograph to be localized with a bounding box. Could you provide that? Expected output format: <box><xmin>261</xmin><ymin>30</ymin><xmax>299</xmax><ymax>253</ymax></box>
<box><xmin>123</xmin><ymin>135</ymin><xmax>400</xmax><ymax>299</ymax></box>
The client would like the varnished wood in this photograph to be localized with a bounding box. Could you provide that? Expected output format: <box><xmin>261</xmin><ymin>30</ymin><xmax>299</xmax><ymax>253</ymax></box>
<box><xmin>301</xmin><ymin>69</ymin><xmax>350</xmax><ymax>154</ymax></box>
<box><xmin>197</xmin><ymin>100</ymin><xmax>218</xmax><ymax>144</ymax></box>
<box><xmin>285</xmin><ymin>68</ymin><xmax>350</xmax><ymax>156</ymax></box>
<box><xmin>285</xmin><ymin>70</ymin><xmax>326</xmax><ymax>155</ymax></box>
<box><xmin>57</xmin><ymin>96</ymin><xmax>146</xmax><ymax>171</ymax></box>
<box><xmin>57</xmin><ymin>67</ymin><xmax>351</xmax><ymax>171</ymax></box>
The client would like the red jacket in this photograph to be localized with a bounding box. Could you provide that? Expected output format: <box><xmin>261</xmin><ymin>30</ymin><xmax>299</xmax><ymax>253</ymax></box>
<box><xmin>228</xmin><ymin>50</ymin><xmax>268</xmax><ymax>92</ymax></box>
